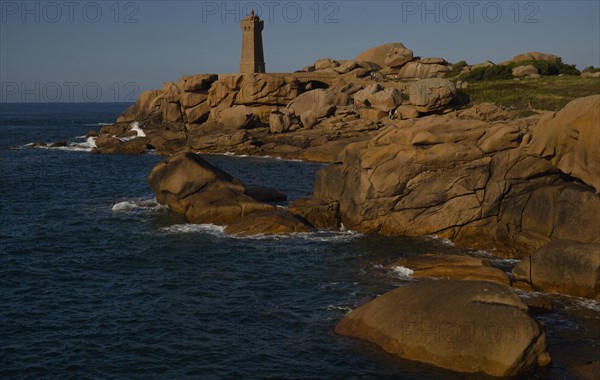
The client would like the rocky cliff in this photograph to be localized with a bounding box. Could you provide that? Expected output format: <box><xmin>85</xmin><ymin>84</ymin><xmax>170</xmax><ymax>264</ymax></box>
<box><xmin>303</xmin><ymin>95</ymin><xmax>600</xmax><ymax>257</ymax></box>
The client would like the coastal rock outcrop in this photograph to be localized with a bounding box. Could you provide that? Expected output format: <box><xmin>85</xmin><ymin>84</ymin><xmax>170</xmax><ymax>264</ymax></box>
<box><xmin>147</xmin><ymin>152</ymin><xmax>274</xmax><ymax>224</ymax></box>
<box><xmin>512</xmin><ymin>240</ymin><xmax>600</xmax><ymax>301</ymax></box>
<box><xmin>308</xmin><ymin>100</ymin><xmax>600</xmax><ymax>256</ymax></box>
<box><xmin>336</xmin><ymin>280</ymin><xmax>550</xmax><ymax>377</ymax></box>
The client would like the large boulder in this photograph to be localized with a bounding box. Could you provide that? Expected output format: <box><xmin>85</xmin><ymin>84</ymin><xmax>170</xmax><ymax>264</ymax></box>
<box><xmin>227</xmin><ymin>74</ymin><xmax>301</xmax><ymax>107</ymax></box>
<box><xmin>269</xmin><ymin>110</ymin><xmax>294</xmax><ymax>134</ymax></box>
<box><xmin>147</xmin><ymin>152</ymin><xmax>273</xmax><ymax>224</ymax></box>
<box><xmin>286</xmin><ymin>88</ymin><xmax>348</xmax><ymax>116</ymax></box>
<box><xmin>502</xmin><ymin>52</ymin><xmax>560</xmax><ymax>65</ymax></box>
<box><xmin>177</xmin><ymin>74</ymin><xmax>218</xmax><ymax>93</ymax></box>
<box><xmin>528</xmin><ymin>95</ymin><xmax>600</xmax><ymax>192</ymax></box>
<box><xmin>512</xmin><ymin>65</ymin><xmax>540</xmax><ymax>77</ymax></box>
<box><xmin>355</xmin><ymin>42</ymin><xmax>413</xmax><ymax>68</ymax></box>
<box><xmin>512</xmin><ymin>240</ymin><xmax>600</xmax><ymax>301</ymax></box>
<box><xmin>336</xmin><ymin>280</ymin><xmax>550</xmax><ymax>377</ymax></box>
<box><xmin>313</xmin><ymin>58</ymin><xmax>340</xmax><ymax>71</ymax></box>
<box><xmin>354</xmin><ymin>84</ymin><xmax>402</xmax><ymax>112</ymax></box>
<box><xmin>409</xmin><ymin>78</ymin><xmax>456</xmax><ymax>112</ymax></box>
<box><xmin>395</xmin><ymin>61</ymin><xmax>449</xmax><ymax>79</ymax></box>
<box><xmin>219</xmin><ymin>105</ymin><xmax>261</xmax><ymax>129</ymax></box>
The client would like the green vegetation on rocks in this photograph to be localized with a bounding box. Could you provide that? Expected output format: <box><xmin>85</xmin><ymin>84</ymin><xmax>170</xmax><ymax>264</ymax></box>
<box><xmin>459</xmin><ymin>58</ymin><xmax>580</xmax><ymax>82</ymax></box>
<box><xmin>461</xmin><ymin>76</ymin><xmax>600</xmax><ymax>111</ymax></box>
<box><xmin>444</xmin><ymin>60</ymin><xmax>467</xmax><ymax>78</ymax></box>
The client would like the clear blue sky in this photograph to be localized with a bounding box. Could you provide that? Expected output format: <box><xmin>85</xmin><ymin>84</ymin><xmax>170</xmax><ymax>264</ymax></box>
<box><xmin>1</xmin><ymin>0</ymin><xmax>599</xmax><ymax>101</ymax></box>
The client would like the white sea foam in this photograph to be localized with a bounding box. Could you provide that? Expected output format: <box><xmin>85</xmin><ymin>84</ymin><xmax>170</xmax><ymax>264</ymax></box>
<box><xmin>214</xmin><ymin>152</ymin><xmax>302</xmax><ymax>162</ymax></box>
<box><xmin>161</xmin><ymin>224</ymin><xmax>226</xmax><ymax>236</ymax></box>
<box><xmin>392</xmin><ymin>266</ymin><xmax>414</xmax><ymax>278</ymax></box>
<box><xmin>491</xmin><ymin>258</ymin><xmax>521</xmax><ymax>266</ymax></box>
<box><xmin>82</xmin><ymin>122</ymin><xmax>113</xmax><ymax>127</ymax></box>
<box><xmin>111</xmin><ymin>198</ymin><xmax>167</xmax><ymax>212</ymax></box>
<box><xmin>426</xmin><ymin>235</ymin><xmax>455</xmax><ymax>246</ymax></box>
<box><xmin>28</xmin><ymin>139</ymin><xmax>96</xmax><ymax>152</ymax></box>
<box><xmin>130</xmin><ymin>121</ymin><xmax>146</xmax><ymax>137</ymax></box>
<box><xmin>576</xmin><ymin>298</ymin><xmax>600</xmax><ymax>312</ymax></box>
<box><xmin>326</xmin><ymin>305</ymin><xmax>353</xmax><ymax>313</ymax></box>
<box><xmin>85</xmin><ymin>136</ymin><xmax>97</xmax><ymax>148</ymax></box>
<box><xmin>233</xmin><ymin>229</ymin><xmax>363</xmax><ymax>242</ymax></box>
<box><xmin>159</xmin><ymin>224</ymin><xmax>364</xmax><ymax>242</ymax></box>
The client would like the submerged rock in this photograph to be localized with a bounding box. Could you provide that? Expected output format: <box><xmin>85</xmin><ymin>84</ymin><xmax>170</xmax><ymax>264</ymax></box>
<box><xmin>390</xmin><ymin>254</ymin><xmax>509</xmax><ymax>286</ymax></box>
<box><xmin>336</xmin><ymin>280</ymin><xmax>550</xmax><ymax>377</ymax></box>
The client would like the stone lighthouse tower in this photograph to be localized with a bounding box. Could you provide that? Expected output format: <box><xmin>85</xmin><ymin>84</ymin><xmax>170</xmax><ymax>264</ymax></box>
<box><xmin>240</xmin><ymin>9</ymin><xmax>266</xmax><ymax>73</ymax></box>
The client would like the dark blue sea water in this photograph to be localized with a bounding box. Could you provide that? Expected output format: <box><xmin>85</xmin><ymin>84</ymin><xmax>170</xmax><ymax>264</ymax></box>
<box><xmin>1</xmin><ymin>103</ymin><xmax>598</xmax><ymax>379</ymax></box>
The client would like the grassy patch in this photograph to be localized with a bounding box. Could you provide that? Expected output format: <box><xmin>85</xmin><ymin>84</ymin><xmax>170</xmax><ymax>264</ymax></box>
<box><xmin>461</xmin><ymin>76</ymin><xmax>600</xmax><ymax>111</ymax></box>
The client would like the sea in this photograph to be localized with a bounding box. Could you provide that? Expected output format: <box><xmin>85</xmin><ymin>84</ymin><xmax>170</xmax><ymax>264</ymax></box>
<box><xmin>1</xmin><ymin>103</ymin><xmax>598</xmax><ymax>379</ymax></box>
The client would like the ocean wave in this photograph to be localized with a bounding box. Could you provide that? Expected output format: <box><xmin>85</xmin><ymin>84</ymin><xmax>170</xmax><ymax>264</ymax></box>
<box><xmin>159</xmin><ymin>223</ymin><xmax>364</xmax><ymax>242</ymax></box>
<box><xmin>111</xmin><ymin>198</ymin><xmax>167</xmax><ymax>213</ymax></box>
<box><xmin>326</xmin><ymin>305</ymin><xmax>353</xmax><ymax>313</ymax></box>
<box><xmin>212</xmin><ymin>152</ymin><xmax>302</xmax><ymax>162</ymax></box>
<box><xmin>81</xmin><ymin>122</ymin><xmax>113</xmax><ymax>127</ymax></box>
<box><xmin>27</xmin><ymin>136</ymin><xmax>97</xmax><ymax>152</ymax></box>
<box><xmin>160</xmin><ymin>224</ymin><xmax>226</xmax><ymax>235</ymax></box>
<box><xmin>130</xmin><ymin>121</ymin><xmax>146</xmax><ymax>137</ymax></box>
<box><xmin>232</xmin><ymin>229</ymin><xmax>363</xmax><ymax>242</ymax></box>
<box><xmin>391</xmin><ymin>265</ymin><xmax>414</xmax><ymax>279</ymax></box>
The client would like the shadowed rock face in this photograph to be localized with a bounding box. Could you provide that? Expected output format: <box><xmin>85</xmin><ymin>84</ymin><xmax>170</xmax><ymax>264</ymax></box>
<box><xmin>335</xmin><ymin>280</ymin><xmax>550</xmax><ymax>377</ymax></box>
<box><xmin>307</xmin><ymin>96</ymin><xmax>600</xmax><ymax>256</ymax></box>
